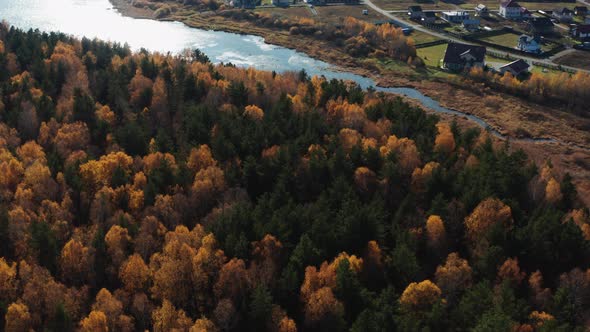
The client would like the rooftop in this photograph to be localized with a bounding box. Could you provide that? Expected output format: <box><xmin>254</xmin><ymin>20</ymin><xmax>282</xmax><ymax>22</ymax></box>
<box><xmin>501</xmin><ymin>0</ymin><xmax>521</xmax><ymax>8</ymax></box>
<box><xmin>443</xmin><ymin>42</ymin><xmax>486</xmax><ymax>64</ymax></box>
<box><xmin>500</xmin><ymin>59</ymin><xmax>530</xmax><ymax>73</ymax></box>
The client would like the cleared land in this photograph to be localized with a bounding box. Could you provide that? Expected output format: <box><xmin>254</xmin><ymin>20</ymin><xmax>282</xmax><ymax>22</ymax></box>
<box><xmin>554</xmin><ymin>50</ymin><xmax>590</xmax><ymax>70</ymax></box>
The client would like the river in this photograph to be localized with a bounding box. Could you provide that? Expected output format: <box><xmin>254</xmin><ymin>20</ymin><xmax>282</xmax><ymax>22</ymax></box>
<box><xmin>0</xmin><ymin>0</ymin><xmax>555</xmax><ymax>142</ymax></box>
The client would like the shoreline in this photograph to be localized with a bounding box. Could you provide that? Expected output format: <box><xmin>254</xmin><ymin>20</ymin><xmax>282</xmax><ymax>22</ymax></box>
<box><xmin>106</xmin><ymin>0</ymin><xmax>589</xmax><ymax>146</ymax></box>
<box><xmin>107</xmin><ymin>0</ymin><xmax>590</xmax><ymax>205</ymax></box>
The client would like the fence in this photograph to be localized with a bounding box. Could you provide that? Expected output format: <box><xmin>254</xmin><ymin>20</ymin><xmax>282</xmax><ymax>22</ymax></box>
<box><xmin>415</xmin><ymin>39</ymin><xmax>448</xmax><ymax>49</ymax></box>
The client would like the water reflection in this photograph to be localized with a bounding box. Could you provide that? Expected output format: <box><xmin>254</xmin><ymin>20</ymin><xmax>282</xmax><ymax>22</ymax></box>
<box><xmin>0</xmin><ymin>0</ymin><xmax>557</xmax><ymax>142</ymax></box>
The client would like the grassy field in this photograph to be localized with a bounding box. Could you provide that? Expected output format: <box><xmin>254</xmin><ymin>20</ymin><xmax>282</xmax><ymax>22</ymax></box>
<box><xmin>481</xmin><ymin>33</ymin><xmax>520</xmax><ymax>49</ymax></box>
<box><xmin>369</xmin><ymin>0</ymin><xmax>456</xmax><ymax>11</ymax></box>
<box><xmin>411</xmin><ymin>30</ymin><xmax>442</xmax><ymax>44</ymax></box>
<box><xmin>417</xmin><ymin>43</ymin><xmax>447</xmax><ymax>67</ymax></box>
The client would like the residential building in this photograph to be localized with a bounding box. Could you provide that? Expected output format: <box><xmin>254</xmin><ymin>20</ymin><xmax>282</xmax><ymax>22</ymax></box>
<box><xmin>575</xmin><ymin>6</ymin><xmax>588</xmax><ymax>16</ymax></box>
<box><xmin>441</xmin><ymin>11</ymin><xmax>470</xmax><ymax>23</ymax></box>
<box><xmin>572</xmin><ymin>24</ymin><xmax>590</xmax><ymax>39</ymax></box>
<box><xmin>520</xmin><ymin>8</ymin><xmax>532</xmax><ymax>19</ymax></box>
<box><xmin>475</xmin><ymin>4</ymin><xmax>489</xmax><ymax>17</ymax></box>
<box><xmin>442</xmin><ymin>42</ymin><xmax>486</xmax><ymax>71</ymax></box>
<box><xmin>422</xmin><ymin>11</ymin><xmax>437</xmax><ymax>24</ymax></box>
<box><xmin>463</xmin><ymin>18</ymin><xmax>481</xmax><ymax>30</ymax></box>
<box><xmin>499</xmin><ymin>59</ymin><xmax>530</xmax><ymax>76</ymax></box>
<box><xmin>553</xmin><ymin>7</ymin><xmax>575</xmax><ymax>23</ymax></box>
<box><xmin>408</xmin><ymin>6</ymin><xmax>423</xmax><ymax>19</ymax></box>
<box><xmin>500</xmin><ymin>0</ymin><xmax>523</xmax><ymax>19</ymax></box>
<box><xmin>527</xmin><ymin>17</ymin><xmax>554</xmax><ymax>35</ymax></box>
<box><xmin>517</xmin><ymin>34</ymin><xmax>541</xmax><ymax>53</ymax></box>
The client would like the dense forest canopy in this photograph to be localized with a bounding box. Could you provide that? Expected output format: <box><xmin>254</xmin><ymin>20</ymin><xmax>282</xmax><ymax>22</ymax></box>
<box><xmin>0</xmin><ymin>23</ymin><xmax>589</xmax><ymax>332</ymax></box>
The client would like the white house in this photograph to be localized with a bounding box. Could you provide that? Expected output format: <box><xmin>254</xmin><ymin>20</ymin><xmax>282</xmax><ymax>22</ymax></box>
<box><xmin>517</xmin><ymin>35</ymin><xmax>541</xmax><ymax>53</ymax></box>
<box><xmin>500</xmin><ymin>0</ymin><xmax>523</xmax><ymax>19</ymax></box>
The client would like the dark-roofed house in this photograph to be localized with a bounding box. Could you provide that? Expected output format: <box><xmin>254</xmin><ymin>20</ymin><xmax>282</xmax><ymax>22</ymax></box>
<box><xmin>572</xmin><ymin>24</ymin><xmax>590</xmax><ymax>39</ymax></box>
<box><xmin>441</xmin><ymin>11</ymin><xmax>470</xmax><ymax>23</ymax></box>
<box><xmin>475</xmin><ymin>4</ymin><xmax>489</xmax><ymax>17</ymax></box>
<box><xmin>442</xmin><ymin>42</ymin><xmax>486</xmax><ymax>71</ymax></box>
<box><xmin>463</xmin><ymin>18</ymin><xmax>480</xmax><ymax>31</ymax></box>
<box><xmin>422</xmin><ymin>11</ymin><xmax>437</xmax><ymax>24</ymax></box>
<box><xmin>553</xmin><ymin>7</ymin><xmax>574</xmax><ymax>23</ymax></box>
<box><xmin>499</xmin><ymin>59</ymin><xmax>530</xmax><ymax>76</ymax></box>
<box><xmin>408</xmin><ymin>6</ymin><xmax>423</xmax><ymax>19</ymax></box>
<box><xmin>575</xmin><ymin>6</ymin><xmax>588</xmax><ymax>16</ymax></box>
<box><xmin>500</xmin><ymin>0</ymin><xmax>523</xmax><ymax>19</ymax></box>
<box><xmin>527</xmin><ymin>17</ymin><xmax>554</xmax><ymax>35</ymax></box>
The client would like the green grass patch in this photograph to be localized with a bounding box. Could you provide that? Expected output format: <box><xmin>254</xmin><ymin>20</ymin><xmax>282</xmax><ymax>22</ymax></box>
<box><xmin>417</xmin><ymin>43</ymin><xmax>447</xmax><ymax>67</ymax></box>
<box><xmin>481</xmin><ymin>33</ymin><xmax>520</xmax><ymax>48</ymax></box>
<box><xmin>411</xmin><ymin>31</ymin><xmax>441</xmax><ymax>44</ymax></box>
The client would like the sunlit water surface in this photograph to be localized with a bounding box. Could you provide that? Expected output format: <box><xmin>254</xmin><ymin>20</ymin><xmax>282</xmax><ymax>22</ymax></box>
<box><xmin>0</xmin><ymin>0</ymin><xmax>555</xmax><ymax>141</ymax></box>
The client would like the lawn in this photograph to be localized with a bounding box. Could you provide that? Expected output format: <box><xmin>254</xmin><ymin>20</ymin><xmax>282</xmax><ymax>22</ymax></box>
<box><xmin>417</xmin><ymin>43</ymin><xmax>447</xmax><ymax>67</ymax></box>
<box><xmin>411</xmin><ymin>30</ymin><xmax>441</xmax><ymax>44</ymax></box>
<box><xmin>481</xmin><ymin>33</ymin><xmax>520</xmax><ymax>49</ymax></box>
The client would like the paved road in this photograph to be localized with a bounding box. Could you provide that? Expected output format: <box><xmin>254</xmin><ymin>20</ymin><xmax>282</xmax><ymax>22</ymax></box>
<box><xmin>363</xmin><ymin>0</ymin><xmax>587</xmax><ymax>72</ymax></box>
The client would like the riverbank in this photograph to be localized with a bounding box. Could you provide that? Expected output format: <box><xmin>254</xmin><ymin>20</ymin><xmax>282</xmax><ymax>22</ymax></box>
<box><xmin>108</xmin><ymin>0</ymin><xmax>588</xmax><ymax>145</ymax></box>
<box><xmin>109</xmin><ymin>0</ymin><xmax>590</xmax><ymax>205</ymax></box>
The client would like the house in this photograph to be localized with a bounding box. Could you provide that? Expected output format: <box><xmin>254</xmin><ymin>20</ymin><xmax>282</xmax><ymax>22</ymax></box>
<box><xmin>517</xmin><ymin>34</ymin><xmax>541</xmax><ymax>53</ymax></box>
<box><xmin>520</xmin><ymin>8</ymin><xmax>532</xmax><ymax>19</ymax></box>
<box><xmin>575</xmin><ymin>6</ymin><xmax>588</xmax><ymax>16</ymax></box>
<box><xmin>500</xmin><ymin>0</ymin><xmax>523</xmax><ymax>20</ymax></box>
<box><xmin>462</xmin><ymin>18</ymin><xmax>481</xmax><ymax>30</ymax></box>
<box><xmin>421</xmin><ymin>11</ymin><xmax>437</xmax><ymax>24</ymax></box>
<box><xmin>442</xmin><ymin>42</ymin><xmax>486</xmax><ymax>71</ymax></box>
<box><xmin>553</xmin><ymin>7</ymin><xmax>574</xmax><ymax>23</ymax></box>
<box><xmin>408</xmin><ymin>6</ymin><xmax>423</xmax><ymax>19</ymax></box>
<box><xmin>475</xmin><ymin>4</ymin><xmax>489</xmax><ymax>17</ymax></box>
<box><xmin>499</xmin><ymin>59</ymin><xmax>530</xmax><ymax>76</ymax></box>
<box><xmin>527</xmin><ymin>17</ymin><xmax>554</xmax><ymax>35</ymax></box>
<box><xmin>572</xmin><ymin>24</ymin><xmax>590</xmax><ymax>39</ymax></box>
<box><xmin>272</xmin><ymin>0</ymin><xmax>290</xmax><ymax>7</ymax></box>
<box><xmin>441</xmin><ymin>11</ymin><xmax>470</xmax><ymax>23</ymax></box>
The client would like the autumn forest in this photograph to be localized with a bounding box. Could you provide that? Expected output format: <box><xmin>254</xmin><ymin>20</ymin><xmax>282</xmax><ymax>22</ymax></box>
<box><xmin>0</xmin><ymin>24</ymin><xmax>589</xmax><ymax>332</ymax></box>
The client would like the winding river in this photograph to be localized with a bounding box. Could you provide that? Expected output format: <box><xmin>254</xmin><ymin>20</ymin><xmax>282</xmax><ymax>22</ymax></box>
<box><xmin>0</xmin><ymin>0</ymin><xmax>554</xmax><ymax>142</ymax></box>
